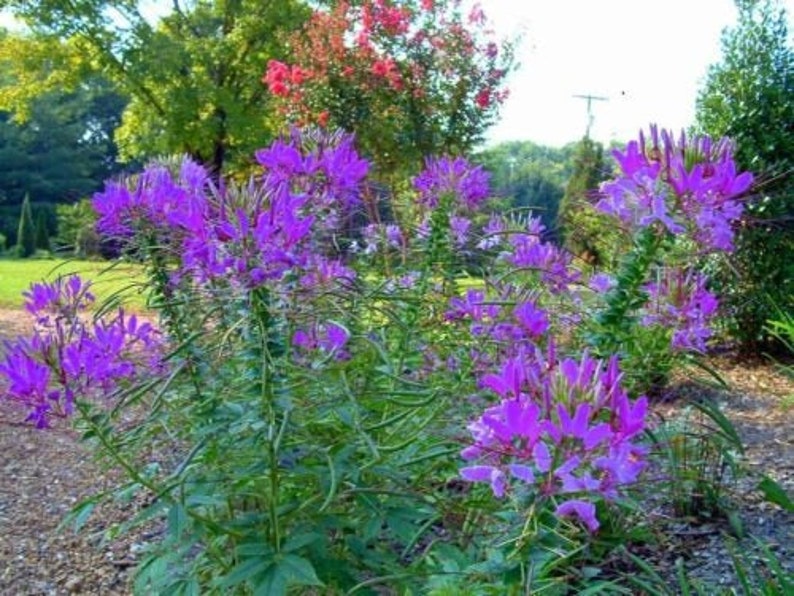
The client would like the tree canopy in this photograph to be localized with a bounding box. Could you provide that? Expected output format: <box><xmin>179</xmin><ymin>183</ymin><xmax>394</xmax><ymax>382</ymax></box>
<box><xmin>0</xmin><ymin>0</ymin><xmax>310</xmax><ymax>173</ymax></box>
<box><xmin>0</xmin><ymin>72</ymin><xmax>125</xmax><ymax>205</ymax></box>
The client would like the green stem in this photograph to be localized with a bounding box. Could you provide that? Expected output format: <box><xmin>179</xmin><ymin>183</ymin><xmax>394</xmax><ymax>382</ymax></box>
<box><xmin>251</xmin><ymin>287</ymin><xmax>282</xmax><ymax>551</ymax></box>
<box><xmin>589</xmin><ymin>226</ymin><xmax>664</xmax><ymax>356</ymax></box>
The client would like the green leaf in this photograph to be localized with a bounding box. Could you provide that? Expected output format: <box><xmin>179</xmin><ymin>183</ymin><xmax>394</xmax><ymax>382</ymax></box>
<box><xmin>276</xmin><ymin>554</ymin><xmax>324</xmax><ymax>586</ymax></box>
<box><xmin>757</xmin><ymin>475</ymin><xmax>794</xmax><ymax>512</ymax></box>
<box><xmin>59</xmin><ymin>495</ymin><xmax>101</xmax><ymax>533</ymax></box>
<box><xmin>688</xmin><ymin>398</ymin><xmax>744</xmax><ymax>454</ymax></box>
<box><xmin>252</xmin><ymin>563</ymin><xmax>287</xmax><ymax>596</ymax></box>
<box><xmin>167</xmin><ymin>502</ymin><xmax>188</xmax><ymax>538</ymax></box>
<box><xmin>219</xmin><ymin>557</ymin><xmax>272</xmax><ymax>590</ymax></box>
<box><xmin>282</xmin><ymin>532</ymin><xmax>322</xmax><ymax>553</ymax></box>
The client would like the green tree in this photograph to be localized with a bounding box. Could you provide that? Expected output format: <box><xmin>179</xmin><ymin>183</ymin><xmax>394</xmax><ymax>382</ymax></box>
<box><xmin>0</xmin><ymin>1</ymin><xmax>310</xmax><ymax>173</ymax></box>
<box><xmin>557</xmin><ymin>137</ymin><xmax>616</xmax><ymax>268</ymax></box>
<box><xmin>475</xmin><ymin>140</ymin><xmax>575</xmax><ymax>235</ymax></box>
<box><xmin>0</xmin><ymin>78</ymin><xmax>125</xmax><ymax>205</ymax></box>
<box><xmin>16</xmin><ymin>192</ymin><xmax>35</xmax><ymax>257</ymax></box>
<box><xmin>695</xmin><ymin>0</ymin><xmax>794</xmax><ymax>352</ymax></box>
<box><xmin>34</xmin><ymin>206</ymin><xmax>50</xmax><ymax>251</ymax></box>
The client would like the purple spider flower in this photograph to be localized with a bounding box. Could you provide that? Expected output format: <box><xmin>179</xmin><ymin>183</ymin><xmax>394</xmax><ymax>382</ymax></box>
<box><xmin>460</xmin><ymin>348</ymin><xmax>649</xmax><ymax>533</ymax></box>
<box><xmin>413</xmin><ymin>156</ymin><xmax>490</xmax><ymax>210</ymax></box>
<box><xmin>596</xmin><ymin>125</ymin><xmax>753</xmax><ymax>252</ymax></box>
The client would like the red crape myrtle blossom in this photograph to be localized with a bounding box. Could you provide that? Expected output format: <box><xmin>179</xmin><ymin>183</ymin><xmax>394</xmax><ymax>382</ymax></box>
<box><xmin>264</xmin><ymin>0</ymin><xmax>514</xmax><ymax>174</ymax></box>
<box><xmin>0</xmin><ymin>276</ymin><xmax>165</xmax><ymax>428</ymax></box>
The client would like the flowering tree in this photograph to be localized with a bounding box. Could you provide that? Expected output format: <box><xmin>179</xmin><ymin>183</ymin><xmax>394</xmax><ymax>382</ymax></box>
<box><xmin>263</xmin><ymin>0</ymin><xmax>514</xmax><ymax>178</ymax></box>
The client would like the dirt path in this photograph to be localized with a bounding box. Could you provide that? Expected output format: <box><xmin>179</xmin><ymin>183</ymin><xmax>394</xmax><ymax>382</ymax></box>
<box><xmin>1</xmin><ymin>308</ymin><xmax>793</xmax><ymax>593</ymax></box>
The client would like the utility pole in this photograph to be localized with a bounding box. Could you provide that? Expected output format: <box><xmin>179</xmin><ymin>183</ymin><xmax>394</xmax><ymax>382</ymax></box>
<box><xmin>573</xmin><ymin>94</ymin><xmax>608</xmax><ymax>139</ymax></box>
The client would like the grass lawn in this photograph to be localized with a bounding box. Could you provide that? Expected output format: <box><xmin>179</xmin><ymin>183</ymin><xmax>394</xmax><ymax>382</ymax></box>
<box><xmin>0</xmin><ymin>258</ymin><xmax>148</xmax><ymax>310</ymax></box>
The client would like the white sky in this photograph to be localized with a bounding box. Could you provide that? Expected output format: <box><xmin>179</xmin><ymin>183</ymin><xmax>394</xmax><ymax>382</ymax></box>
<box><xmin>480</xmin><ymin>0</ymin><xmax>794</xmax><ymax>148</ymax></box>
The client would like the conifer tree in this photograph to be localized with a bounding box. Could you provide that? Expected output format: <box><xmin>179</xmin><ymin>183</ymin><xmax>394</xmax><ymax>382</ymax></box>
<box><xmin>34</xmin><ymin>207</ymin><xmax>50</xmax><ymax>252</ymax></box>
<box><xmin>16</xmin><ymin>193</ymin><xmax>36</xmax><ymax>258</ymax></box>
<box><xmin>557</xmin><ymin>137</ymin><xmax>616</xmax><ymax>268</ymax></box>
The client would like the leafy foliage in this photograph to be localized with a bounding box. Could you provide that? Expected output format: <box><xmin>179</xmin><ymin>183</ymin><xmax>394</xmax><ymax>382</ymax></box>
<box><xmin>0</xmin><ymin>1</ymin><xmax>310</xmax><ymax>173</ymax></box>
<box><xmin>474</xmin><ymin>139</ymin><xmax>576</xmax><ymax>235</ymax></box>
<box><xmin>695</xmin><ymin>0</ymin><xmax>794</xmax><ymax>352</ymax></box>
<box><xmin>54</xmin><ymin>199</ymin><xmax>102</xmax><ymax>257</ymax></box>
<box><xmin>0</xmin><ymin>74</ymin><xmax>126</xmax><ymax>205</ymax></box>
<box><xmin>557</xmin><ymin>136</ymin><xmax>621</xmax><ymax>269</ymax></box>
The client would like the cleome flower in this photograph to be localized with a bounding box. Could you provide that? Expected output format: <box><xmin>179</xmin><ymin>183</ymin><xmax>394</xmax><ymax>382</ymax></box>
<box><xmin>596</xmin><ymin>125</ymin><xmax>753</xmax><ymax>252</ymax></box>
<box><xmin>461</xmin><ymin>344</ymin><xmax>648</xmax><ymax>533</ymax></box>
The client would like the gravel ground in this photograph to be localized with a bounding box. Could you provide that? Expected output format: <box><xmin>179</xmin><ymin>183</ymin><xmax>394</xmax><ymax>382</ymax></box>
<box><xmin>641</xmin><ymin>357</ymin><xmax>794</xmax><ymax>589</ymax></box>
<box><xmin>1</xmin><ymin>309</ymin><xmax>793</xmax><ymax>594</ymax></box>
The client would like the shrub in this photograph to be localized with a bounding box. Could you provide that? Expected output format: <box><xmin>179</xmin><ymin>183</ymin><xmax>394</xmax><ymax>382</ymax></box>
<box><xmin>54</xmin><ymin>199</ymin><xmax>102</xmax><ymax>258</ymax></box>
<box><xmin>0</xmin><ymin>126</ymin><xmax>757</xmax><ymax>593</ymax></box>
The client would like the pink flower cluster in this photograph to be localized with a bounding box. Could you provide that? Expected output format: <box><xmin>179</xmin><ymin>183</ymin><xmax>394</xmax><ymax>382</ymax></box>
<box><xmin>263</xmin><ymin>60</ymin><xmax>310</xmax><ymax>98</ymax></box>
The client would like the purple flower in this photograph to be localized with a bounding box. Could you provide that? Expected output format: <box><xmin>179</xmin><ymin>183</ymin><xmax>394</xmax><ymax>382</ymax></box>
<box><xmin>588</xmin><ymin>273</ymin><xmax>616</xmax><ymax>293</ymax></box>
<box><xmin>385</xmin><ymin>224</ymin><xmax>403</xmax><ymax>248</ymax></box>
<box><xmin>513</xmin><ymin>301</ymin><xmax>549</xmax><ymax>339</ymax></box>
<box><xmin>596</xmin><ymin>125</ymin><xmax>753</xmax><ymax>252</ymax></box>
<box><xmin>506</xmin><ymin>221</ymin><xmax>579</xmax><ymax>293</ymax></box>
<box><xmin>446</xmin><ymin>289</ymin><xmax>500</xmax><ymax>330</ymax></box>
<box><xmin>460</xmin><ymin>350</ymin><xmax>648</xmax><ymax>529</ymax></box>
<box><xmin>642</xmin><ymin>268</ymin><xmax>719</xmax><ymax>352</ymax></box>
<box><xmin>413</xmin><ymin>156</ymin><xmax>490</xmax><ymax>210</ymax></box>
<box><xmin>461</xmin><ymin>465</ymin><xmax>507</xmax><ymax>498</ymax></box>
<box><xmin>0</xmin><ymin>281</ymin><xmax>167</xmax><ymax>428</ymax></box>
<box><xmin>24</xmin><ymin>276</ymin><xmax>95</xmax><ymax>321</ymax></box>
<box><xmin>449</xmin><ymin>216</ymin><xmax>472</xmax><ymax>247</ymax></box>
<box><xmin>322</xmin><ymin>322</ymin><xmax>350</xmax><ymax>353</ymax></box>
<box><xmin>555</xmin><ymin>499</ymin><xmax>600</xmax><ymax>533</ymax></box>
<box><xmin>477</xmin><ymin>215</ymin><xmax>507</xmax><ymax>250</ymax></box>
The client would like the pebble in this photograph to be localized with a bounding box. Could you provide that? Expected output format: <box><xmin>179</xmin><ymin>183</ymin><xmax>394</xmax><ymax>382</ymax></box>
<box><xmin>64</xmin><ymin>575</ymin><xmax>83</xmax><ymax>593</ymax></box>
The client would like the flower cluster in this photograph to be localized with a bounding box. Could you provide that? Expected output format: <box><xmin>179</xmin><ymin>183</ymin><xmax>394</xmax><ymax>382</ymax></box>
<box><xmin>263</xmin><ymin>60</ymin><xmax>310</xmax><ymax>98</ymax></box>
<box><xmin>461</xmin><ymin>347</ymin><xmax>648</xmax><ymax>532</ymax></box>
<box><xmin>477</xmin><ymin>214</ymin><xmax>580</xmax><ymax>294</ymax></box>
<box><xmin>293</xmin><ymin>321</ymin><xmax>351</xmax><ymax>361</ymax></box>
<box><xmin>93</xmin><ymin>158</ymin><xmax>211</xmax><ymax>240</ymax></box>
<box><xmin>642</xmin><ymin>269</ymin><xmax>719</xmax><ymax>352</ymax></box>
<box><xmin>596</xmin><ymin>126</ymin><xmax>753</xmax><ymax>251</ymax></box>
<box><xmin>413</xmin><ymin>156</ymin><xmax>490</xmax><ymax>211</ymax></box>
<box><xmin>93</xmin><ymin>129</ymin><xmax>369</xmax><ymax>293</ymax></box>
<box><xmin>0</xmin><ymin>276</ymin><xmax>164</xmax><ymax>428</ymax></box>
